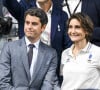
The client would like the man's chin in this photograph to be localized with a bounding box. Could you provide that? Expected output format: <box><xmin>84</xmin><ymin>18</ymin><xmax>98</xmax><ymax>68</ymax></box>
<box><xmin>26</xmin><ymin>35</ymin><xmax>33</xmax><ymax>39</ymax></box>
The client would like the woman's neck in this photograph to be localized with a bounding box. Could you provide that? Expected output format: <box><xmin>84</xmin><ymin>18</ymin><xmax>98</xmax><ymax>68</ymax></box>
<box><xmin>72</xmin><ymin>39</ymin><xmax>87</xmax><ymax>56</ymax></box>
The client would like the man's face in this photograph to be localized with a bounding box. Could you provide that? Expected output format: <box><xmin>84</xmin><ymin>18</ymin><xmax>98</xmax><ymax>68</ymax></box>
<box><xmin>24</xmin><ymin>14</ymin><xmax>46</xmax><ymax>42</ymax></box>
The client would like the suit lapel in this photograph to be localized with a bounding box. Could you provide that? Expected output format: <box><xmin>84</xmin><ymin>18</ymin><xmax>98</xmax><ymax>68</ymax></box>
<box><xmin>51</xmin><ymin>7</ymin><xmax>60</xmax><ymax>43</ymax></box>
<box><xmin>20</xmin><ymin>37</ymin><xmax>31</xmax><ymax>81</ymax></box>
<box><xmin>30</xmin><ymin>42</ymin><xmax>46</xmax><ymax>84</ymax></box>
<box><xmin>81</xmin><ymin>0</ymin><xmax>88</xmax><ymax>12</ymax></box>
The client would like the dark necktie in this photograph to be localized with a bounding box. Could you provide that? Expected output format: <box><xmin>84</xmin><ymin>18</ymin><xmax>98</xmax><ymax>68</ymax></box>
<box><xmin>28</xmin><ymin>44</ymin><xmax>35</xmax><ymax>68</ymax></box>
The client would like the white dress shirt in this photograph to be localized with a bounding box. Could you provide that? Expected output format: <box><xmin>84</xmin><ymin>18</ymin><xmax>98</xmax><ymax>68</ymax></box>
<box><xmin>61</xmin><ymin>42</ymin><xmax>100</xmax><ymax>90</ymax></box>
<box><xmin>36</xmin><ymin>2</ymin><xmax>53</xmax><ymax>45</ymax></box>
<box><xmin>25</xmin><ymin>37</ymin><xmax>39</xmax><ymax>78</ymax></box>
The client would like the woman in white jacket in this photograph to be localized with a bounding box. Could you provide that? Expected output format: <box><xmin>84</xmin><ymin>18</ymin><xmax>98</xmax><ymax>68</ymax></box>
<box><xmin>61</xmin><ymin>12</ymin><xmax>100</xmax><ymax>90</ymax></box>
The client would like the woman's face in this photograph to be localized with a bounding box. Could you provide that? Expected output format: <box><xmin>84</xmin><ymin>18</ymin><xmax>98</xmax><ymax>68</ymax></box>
<box><xmin>68</xmin><ymin>18</ymin><xmax>87</xmax><ymax>43</ymax></box>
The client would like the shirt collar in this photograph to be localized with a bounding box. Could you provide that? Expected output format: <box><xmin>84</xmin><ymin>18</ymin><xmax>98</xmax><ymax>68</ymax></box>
<box><xmin>36</xmin><ymin>1</ymin><xmax>53</xmax><ymax>14</ymax></box>
<box><xmin>25</xmin><ymin>36</ymin><xmax>40</xmax><ymax>49</ymax></box>
<box><xmin>68</xmin><ymin>42</ymin><xmax>92</xmax><ymax>56</ymax></box>
<box><xmin>81</xmin><ymin>42</ymin><xmax>92</xmax><ymax>52</ymax></box>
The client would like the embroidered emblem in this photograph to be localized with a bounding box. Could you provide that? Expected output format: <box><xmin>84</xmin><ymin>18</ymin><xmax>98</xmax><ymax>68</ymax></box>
<box><xmin>66</xmin><ymin>58</ymin><xmax>70</xmax><ymax>62</ymax></box>
<box><xmin>58</xmin><ymin>25</ymin><xmax>61</xmax><ymax>31</ymax></box>
<box><xmin>88</xmin><ymin>54</ymin><xmax>92</xmax><ymax>63</ymax></box>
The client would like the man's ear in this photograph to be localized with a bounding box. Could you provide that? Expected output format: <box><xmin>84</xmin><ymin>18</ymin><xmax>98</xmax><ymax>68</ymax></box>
<box><xmin>41</xmin><ymin>24</ymin><xmax>47</xmax><ymax>32</ymax></box>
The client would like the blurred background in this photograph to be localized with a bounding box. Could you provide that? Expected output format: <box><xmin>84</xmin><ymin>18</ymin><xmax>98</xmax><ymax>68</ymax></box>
<box><xmin>0</xmin><ymin>0</ymin><xmax>20</xmax><ymax>53</ymax></box>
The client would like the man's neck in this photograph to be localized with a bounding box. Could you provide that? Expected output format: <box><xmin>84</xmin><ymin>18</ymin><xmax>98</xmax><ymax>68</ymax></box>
<box><xmin>37</xmin><ymin>0</ymin><xmax>52</xmax><ymax>12</ymax></box>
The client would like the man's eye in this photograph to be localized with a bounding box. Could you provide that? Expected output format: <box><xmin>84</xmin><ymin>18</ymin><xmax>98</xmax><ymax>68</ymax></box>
<box><xmin>68</xmin><ymin>25</ymin><xmax>72</xmax><ymax>28</ymax></box>
<box><xmin>25</xmin><ymin>21</ymin><xmax>29</xmax><ymax>24</ymax></box>
<box><xmin>32</xmin><ymin>22</ymin><xmax>38</xmax><ymax>25</ymax></box>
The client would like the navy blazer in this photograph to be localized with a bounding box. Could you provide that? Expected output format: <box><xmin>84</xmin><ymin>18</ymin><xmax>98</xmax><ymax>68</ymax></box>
<box><xmin>82</xmin><ymin>0</ymin><xmax>100</xmax><ymax>46</ymax></box>
<box><xmin>19</xmin><ymin>0</ymin><xmax>62</xmax><ymax>9</ymax></box>
<box><xmin>81</xmin><ymin>0</ymin><xmax>100</xmax><ymax>28</ymax></box>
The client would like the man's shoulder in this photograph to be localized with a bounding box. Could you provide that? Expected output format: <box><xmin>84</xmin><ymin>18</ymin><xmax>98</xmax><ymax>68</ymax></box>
<box><xmin>4</xmin><ymin>38</ymin><xmax>23</xmax><ymax>48</ymax></box>
<box><xmin>40</xmin><ymin>42</ymin><xmax>57</xmax><ymax>53</ymax></box>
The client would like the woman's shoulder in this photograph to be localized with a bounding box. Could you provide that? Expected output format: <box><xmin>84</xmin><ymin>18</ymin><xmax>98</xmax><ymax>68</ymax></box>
<box><xmin>62</xmin><ymin>47</ymin><xmax>71</xmax><ymax>56</ymax></box>
<box><xmin>90</xmin><ymin>43</ymin><xmax>100</xmax><ymax>52</ymax></box>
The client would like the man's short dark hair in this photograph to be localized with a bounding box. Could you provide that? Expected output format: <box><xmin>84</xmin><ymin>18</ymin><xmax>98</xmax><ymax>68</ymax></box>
<box><xmin>24</xmin><ymin>7</ymin><xmax>48</xmax><ymax>26</ymax></box>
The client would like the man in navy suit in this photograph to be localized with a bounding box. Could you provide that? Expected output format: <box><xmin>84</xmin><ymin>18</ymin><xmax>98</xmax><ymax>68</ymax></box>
<box><xmin>62</xmin><ymin>0</ymin><xmax>100</xmax><ymax>46</ymax></box>
<box><xmin>3</xmin><ymin>0</ymin><xmax>72</xmax><ymax>80</ymax></box>
<box><xmin>0</xmin><ymin>7</ymin><xmax>60</xmax><ymax>90</ymax></box>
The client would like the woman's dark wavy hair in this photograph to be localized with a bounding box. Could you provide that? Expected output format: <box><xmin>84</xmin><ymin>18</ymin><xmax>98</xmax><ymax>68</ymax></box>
<box><xmin>67</xmin><ymin>12</ymin><xmax>94</xmax><ymax>42</ymax></box>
